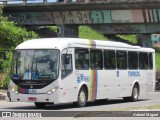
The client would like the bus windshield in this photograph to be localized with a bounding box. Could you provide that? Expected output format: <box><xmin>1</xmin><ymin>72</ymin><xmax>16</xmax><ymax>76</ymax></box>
<box><xmin>11</xmin><ymin>50</ymin><xmax>59</xmax><ymax>81</ymax></box>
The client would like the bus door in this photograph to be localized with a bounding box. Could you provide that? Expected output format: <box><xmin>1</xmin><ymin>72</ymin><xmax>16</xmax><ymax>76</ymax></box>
<box><xmin>61</xmin><ymin>48</ymin><xmax>77</xmax><ymax>103</ymax></box>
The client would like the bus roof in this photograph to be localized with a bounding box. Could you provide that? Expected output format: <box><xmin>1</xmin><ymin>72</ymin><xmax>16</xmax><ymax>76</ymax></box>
<box><xmin>15</xmin><ymin>38</ymin><xmax>154</xmax><ymax>52</ymax></box>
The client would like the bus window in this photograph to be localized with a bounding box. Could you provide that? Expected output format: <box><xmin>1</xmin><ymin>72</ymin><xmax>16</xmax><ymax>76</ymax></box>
<box><xmin>149</xmin><ymin>53</ymin><xmax>153</xmax><ymax>70</ymax></box>
<box><xmin>61</xmin><ymin>54</ymin><xmax>73</xmax><ymax>78</ymax></box>
<box><xmin>116</xmin><ymin>51</ymin><xmax>127</xmax><ymax>70</ymax></box>
<box><xmin>75</xmin><ymin>48</ymin><xmax>89</xmax><ymax>70</ymax></box>
<box><xmin>139</xmin><ymin>52</ymin><xmax>148</xmax><ymax>70</ymax></box>
<box><xmin>128</xmin><ymin>52</ymin><xmax>138</xmax><ymax>70</ymax></box>
<box><xmin>90</xmin><ymin>49</ymin><xmax>103</xmax><ymax>70</ymax></box>
<box><xmin>104</xmin><ymin>50</ymin><xmax>116</xmax><ymax>69</ymax></box>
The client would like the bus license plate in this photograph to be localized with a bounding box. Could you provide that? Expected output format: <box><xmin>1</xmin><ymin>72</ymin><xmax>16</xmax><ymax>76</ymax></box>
<box><xmin>28</xmin><ymin>89</ymin><xmax>37</xmax><ymax>94</ymax></box>
<box><xmin>28</xmin><ymin>97</ymin><xmax>37</xmax><ymax>101</ymax></box>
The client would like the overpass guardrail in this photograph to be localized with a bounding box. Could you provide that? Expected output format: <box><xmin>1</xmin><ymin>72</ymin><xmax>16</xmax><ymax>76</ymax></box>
<box><xmin>2</xmin><ymin>0</ymin><xmax>160</xmax><ymax>6</ymax></box>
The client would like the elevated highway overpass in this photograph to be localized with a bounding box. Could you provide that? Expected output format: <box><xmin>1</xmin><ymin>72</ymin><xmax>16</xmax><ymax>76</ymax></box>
<box><xmin>2</xmin><ymin>0</ymin><xmax>160</xmax><ymax>46</ymax></box>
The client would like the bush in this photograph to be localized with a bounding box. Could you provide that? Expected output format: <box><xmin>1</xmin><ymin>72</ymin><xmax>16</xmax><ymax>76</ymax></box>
<box><xmin>154</xmin><ymin>47</ymin><xmax>160</xmax><ymax>53</ymax></box>
<box><xmin>2</xmin><ymin>73</ymin><xmax>10</xmax><ymax>88</ymax></box>
<box><xmin>0</xmin><ymin>6</ymin><xmax>38</xmax><ymax>88</ymax></box>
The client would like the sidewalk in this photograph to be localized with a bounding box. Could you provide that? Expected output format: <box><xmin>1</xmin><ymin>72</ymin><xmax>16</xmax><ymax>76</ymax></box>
<box><xmin>0</xmin><ymin>89</ymin><xmax>8</xmax><ymax>101</ymax></box>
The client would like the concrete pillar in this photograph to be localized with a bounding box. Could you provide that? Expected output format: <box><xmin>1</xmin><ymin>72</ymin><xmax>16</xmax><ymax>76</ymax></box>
<box><xmin>64</xmin><ymin>0</ymin><xmax>72</xmax><ymax>3</ymax></box>
<box><xmin>85</xmin><ymin>0</ymin><xmax>91</xmax><ymax>3</ymax></box>
<box><xmin>43</xmin><ymin>0</ymin><xmax>48</xmax><ymax>3</ymax></box>
<box><xmin>23</xmin><ymin>0</ymin><xmax>27</xmax><ymax>5</ymax></box>
<box><xmin>3</xmin><ymin>1</ymin><xmax>7</xmax><ymax>5</ymax></box>
<box><xmin>137</xmin><ymin>34</ymin><xmax>152</xmax><ymax>48</ymax></box>
<box><xmin>57</xmin><ymin>25</ymin><xmax>79</xmax><ymax>38</ymax></box>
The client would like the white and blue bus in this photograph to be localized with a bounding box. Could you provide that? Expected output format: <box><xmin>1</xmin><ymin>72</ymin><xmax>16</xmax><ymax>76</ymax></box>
<box><xmin>9</xmin><ymin>38</ymin><xmax>155</xmax><ymax>108</ymax></box>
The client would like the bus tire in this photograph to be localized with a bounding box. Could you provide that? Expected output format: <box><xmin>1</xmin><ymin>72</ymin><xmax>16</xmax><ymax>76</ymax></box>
<box><xmin>131</xmin><ymin>85</ymin><xmax>139</xmax><ymax>102</ymax></box>
<box><xmin>34</xmin><ymin>102</ymin><xmax>46</xmax><ymax>109</ymax></box>
<box><xmin>77</xmin><ymin>87</ymin><xmax>87</xmax><ymax>107</ymax></box>
<box><xmin>123</xmin><ymin>85</ymin><xmax>139</xmax><ymax>102</ymax></box>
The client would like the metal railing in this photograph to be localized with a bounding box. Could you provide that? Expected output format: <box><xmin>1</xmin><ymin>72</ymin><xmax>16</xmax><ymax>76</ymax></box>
<box><xmin>0</xmin><ymin>0</ymin><xmax>77</xmax><ymax>5</ymax></box>
<box><xmin>1</xmin><ymin>0</ymin><xmax>160</xmax><ymax>6</ymax></box>
<box><xmin>0</xmin><ymin>0</ymin><xmax>129</xmax><ymax>5</ymax></box>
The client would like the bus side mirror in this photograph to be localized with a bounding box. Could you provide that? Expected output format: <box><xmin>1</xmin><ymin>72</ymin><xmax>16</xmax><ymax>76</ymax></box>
<box><xmin>62</xmin><ymin>48</ymin><xmax>70</xmax><ymax>64</ymax></box>
<box><xmin>65</xmin><ymin>56</ymin><xmax>70</xmax><ymax>64</ymax></box>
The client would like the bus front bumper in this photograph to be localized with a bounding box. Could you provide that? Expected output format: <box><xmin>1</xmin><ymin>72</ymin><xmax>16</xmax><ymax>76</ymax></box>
<box><xmin>9</xmin><ymin>90</ymin><xmax>60</xmax><ymax>104</ymax></box>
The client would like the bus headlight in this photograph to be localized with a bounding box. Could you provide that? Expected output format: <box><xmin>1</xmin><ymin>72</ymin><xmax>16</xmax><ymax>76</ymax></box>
<box><xmin>47</xmin><ymin>88</ymin><xmax>57</xmax><ymax>95</ymax></box>
<box><xmin>48</xmin><ymin>91</ymin><xmax>52</xmax><ymax>95</ymax></box>
<box><xmin>11</xmin><ymin>88</ymin><xmax>15</xmax><ymax>92</ymax></box>
<box><xmin>11</xmin><ymin>87</ymin><xmax>18</xmax><ymax>94</ymax></box>
<box><xmin>51</xmin><ymin>89</ymin><xmax>56</xmax><ymax>92</ymax></box>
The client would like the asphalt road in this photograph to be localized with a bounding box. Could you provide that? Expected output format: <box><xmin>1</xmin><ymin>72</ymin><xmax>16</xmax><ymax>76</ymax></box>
<box><xmin>0</xmin><ymin>92</ymin><xmax>160</xmax><ymax>111</ymax></box>
<box><xmin>0</xmin><ymin>91</ymin><xmax>160</xmax><ymax>119</ymax></box>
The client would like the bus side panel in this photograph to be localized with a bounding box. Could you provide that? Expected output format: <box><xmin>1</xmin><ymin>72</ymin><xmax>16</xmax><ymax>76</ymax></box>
<box><xmin>146</xmin><ymin>70</ymin><xmax>156</xmax><ymax>93</ymax></box>
<box><xmin>118</xmin><ymin>70</ymin><xmax>132</xmax><ymax>98</ymax></box>
<box><xmin>97</xmin><ymin>70</ymin><xmax>121</xmax><ymax>99</ymax></box>
<box><xmin>147</xmin><ymin>52</ymin><xmax>156</xmax><ymax>93</ymax></box>
<box><xmin>95</xmin><ymin>70</ymin><xmax>107</xmax><ymax>99</ymax></box>
<box><xmin>137</xmin><ymin>70</ymin><xmax>155</xmax><ymax>96</ymax></box>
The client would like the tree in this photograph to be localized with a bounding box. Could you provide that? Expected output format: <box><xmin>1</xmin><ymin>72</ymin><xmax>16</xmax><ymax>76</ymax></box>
<box><xmin>0</xmin><ymin>6</ymin><xmax>37</xmax><ymax>88</ymax></box>
<box><xmin>0</xmin><ymin>6</ymin><xmax>37</xmax><ymax>51</ymax></box>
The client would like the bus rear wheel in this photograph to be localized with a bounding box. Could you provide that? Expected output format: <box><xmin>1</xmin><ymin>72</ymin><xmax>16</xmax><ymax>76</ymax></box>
<box><xmin>123</xmin><ymin>85</ymin><xmax>139</xmax><ymax>102</ymax></box>
<box><xmin>76</xmin><ymin>87</ymin><xmax>87</xmax><ymax>107</ymax></box>
<box><xmin>131</xmin><ymin>85</ymin><xmax>139</xmax><ymax>102</ymax></box>
<box><xmin>34</xmin><ymin>102</ymin><xmax>46</xmax><ymax>109</ymax></box>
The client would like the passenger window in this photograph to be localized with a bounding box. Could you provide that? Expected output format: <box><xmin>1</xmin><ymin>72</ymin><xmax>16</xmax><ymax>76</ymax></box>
<box><xmin>116</xmin><ymin>51</ymin><xmax>127</xmax><ymax>69</ymax></box>
<box><xmin>75</xmin><ymin>49</ymin><xmax>89</xmax><ymax>70</ymax></box>
<box><xmin>128</xmin><ymin>52</ymin><xmax>138</xmax><ymax>69</ymax></box>
<box><xmin>104</xmin><ymin>50</ymin><xmax>116</xmax><ymax>69</ymax></box>
<box><xmin>139</xmin><ymin>52</ymin><xmax>148</xmax><ymax>70</ymax></box>
<box><xmin>90</xmin><ymin>49</ymin><xmax>103</xmax><ymax>70</ymax></box>
<box><xmin>61</xmin><ymin>54</ymin><xmax>73</xmax><ymax>78</ymax></box>
<box><xmin>149</xmin><ymin>53</ymin><xmax>153</xmax><ymax>70</ymax></box>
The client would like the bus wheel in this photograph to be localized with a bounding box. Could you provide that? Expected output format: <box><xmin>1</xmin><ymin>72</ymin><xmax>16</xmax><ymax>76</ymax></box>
<box><xmin>123</xmin><ymin>85</ymin><xmax>139</xmax><ymax>102</ymax></box>
<box><xmin>77</xmin><ymin>87</ymin><xmax>87</xmax><ymax>107</ymax></box>
<box><xmin>131</xmin><ymin>85</ymin><xmax>139</xmax><ymax>102</ymax></box>
<box><xmin>34</xmin><ymin>102</ymin><xmax>46</xmax><ymax>109</ymax></box>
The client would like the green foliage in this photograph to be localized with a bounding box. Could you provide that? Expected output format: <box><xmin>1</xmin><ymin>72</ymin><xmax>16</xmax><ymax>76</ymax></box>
<box><xmin>156</xmin><ymin>52</ymin><xmax>160</xmax><ymax>71</ymax></box>
<box><xmin>155</xmin><ymin>47</ymin><xmax>160</xmax><ymax>71</ymax></box>
<box><xmin>154</xmin><ymin>47</ymin><xmax>160</xmax><ymax>53</ymax></box>
<box><xmin>0</xmin><ymin>51</ymin><xmax>12</xmax><ymax>72</ymax></box>
<box><xmin>79</xmin><ymin>26</ymin><xmax>107</xmax><ymax>40</ymax></box>
<box><xmin>47</xmin><ymin>26</ymin><xmax>57</xmax><ymax>33</ymax></box>
<box><xmin>0</xmin><ymin>6</ymin><xmax>37</xmax><ymax>88</ymax></box>
<box><xmin>0</xmin><ymin>20</ymin><xmax>37</xmax><ymax>50</ymax></box>
<box><xmin>47</xmin><ymin>26</ymin><xmax>107</xmax><ymax>40</ymax></box>
<box><xmin>117</xmin><ymin>34</ymin><xmax>137</xmax><ymax>44</ymax></box>
<box><xmin>2</xmin><ymin>73</ymin><xmax>10</xmax><ymax>88</ymax></box>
